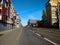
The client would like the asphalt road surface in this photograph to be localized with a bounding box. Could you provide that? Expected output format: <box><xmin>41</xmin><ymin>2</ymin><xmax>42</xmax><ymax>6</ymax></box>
<box><xmin>0</xmin><ymin>27</ymin><xmax>53</xmax><ymax>45</ymax></box>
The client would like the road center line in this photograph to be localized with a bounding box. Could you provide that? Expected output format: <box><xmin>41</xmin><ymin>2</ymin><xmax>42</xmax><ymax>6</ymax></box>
<box><xmin>44</xmin><ymin>38</ymin><xmax>58</xmax><ymax>45</ymax></box>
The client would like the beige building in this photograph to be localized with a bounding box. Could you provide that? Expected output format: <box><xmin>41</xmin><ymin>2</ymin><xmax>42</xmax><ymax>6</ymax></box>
<box><xmin>58</xmin><ymin>0</ymin><xmax>60</xmax><ymax>29</ymax></box>
<box><xmin>46</xmin><ymin>0</ymin><xmax>58</xmax><ymax>26</ymax></box>
<box><xmin>15</xmin><ymin>14</ymin><xmax>20</xmax><ymax>28</ymax></box>
<box><xmin>10</xmin><ymin>4</ymin><xmax>21</xmax><ymax>28</ymax></box>
<box><xmin>10</xmin><ymin>4</ymin><xmax>17</xmax><ymax>24</ymax></box>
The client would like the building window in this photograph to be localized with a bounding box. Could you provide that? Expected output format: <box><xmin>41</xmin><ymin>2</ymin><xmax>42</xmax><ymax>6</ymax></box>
<box><xmin>52</xmin><ymin>7</ymin><xmax>57</xmax><ymax>18</ymax></box>
<box><xmin>14</xmin><ymin>16</ymin><xmax>16</xmax><ymax>20</ymax></box>
<box><xmin>52</xmin><ymin>14</ymin><xmax>56</xmax><ymax>17</ymax></box>
<box><xmin>0</xmin><ymin>9</ymin><xmax>1</xmax><ymax>14</ymax></box>
<box><xmin>5</xmin><ymin>2</ymin><xmax>8</xmax><ymax>9</ymax></box>
<box><xmin>0</xmin><ymin>0</ymin><xmax>2</xmax><ymax>4</ymax></box>
<box><xmin>0</xmin><ymin>0</ymin><xmax>3</xmax><ymax>4</ymax></box>
<box><xmin>58</xmin><ymin>3</ymin><xmax>60</xmax><ymax>15</ymax></box>
<box><xmin>52</xmin><ymin>18</ymin><xmax>57</xmax><ymax>24</ymax></box>
<box><xmin>51</xmin><ymin>7</ymin><xmax>57</xmax><ymax>12</ymax></box>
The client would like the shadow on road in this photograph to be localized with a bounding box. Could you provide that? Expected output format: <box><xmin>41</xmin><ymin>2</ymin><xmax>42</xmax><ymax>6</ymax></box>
<box><xmin>0</xmin><ymin>34</ymin><xmax>4</xmax><ymax>36</ymax></box>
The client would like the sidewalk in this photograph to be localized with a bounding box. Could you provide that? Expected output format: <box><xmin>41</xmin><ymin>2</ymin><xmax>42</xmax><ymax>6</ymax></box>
<box><xmin>0</xmin><ymin>28</ymin><xmax>20</xmax><ymax>34</ymax></box>
<box><xmin>32</xmin><ymin>28</ymin><xmax>60</xmax><ymax>45</ymax></box>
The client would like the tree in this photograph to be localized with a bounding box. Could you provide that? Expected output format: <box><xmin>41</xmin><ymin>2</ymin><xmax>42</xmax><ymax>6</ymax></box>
<box><xmin>42</xmin><ymin>9</ymin><xmax>47</xmax><ymax>27</ymax></box>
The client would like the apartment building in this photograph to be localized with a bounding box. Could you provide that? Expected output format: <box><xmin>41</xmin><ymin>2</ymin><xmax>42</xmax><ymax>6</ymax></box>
<box><xmin>46</xmin><ymin>0</ymin><xmax>58</xmax><ymax>26</ymax></box>
<box><xmin>0</xmin><ymin>0</ymin><xmax>11</xmax><ymax>22</ymax></box>
<box><xmin>10</xmin><ymin>4</ymin><xmax>16</xmax><ymax>24</ymax></box>
<box><xmin>10</xmin><ymin>3</ymin><xmax>18</xmax><ymax>29</ymax></box>
<box><xmin>0</xmin><ymin>0</ymin><xmax>11</xmax><ymax>30</ymax></box>
<box><xmin>58</xmin><ymin>0</ymin><xmax>60</xmax><ymax>29</ymax></box>
<box><xmin>10</xmin><ymin>4</ymin><xmax>21</xmax><ymax>28</ymax></box>
<box><xmin>15</xmin><ymin>14</ymin><xmax>20</xmax><ymax>28</ymax></box>
<box><xmin>0</xmin><ymin>0</ymin><xmax>21</xmax><ymax>30</ymax></box>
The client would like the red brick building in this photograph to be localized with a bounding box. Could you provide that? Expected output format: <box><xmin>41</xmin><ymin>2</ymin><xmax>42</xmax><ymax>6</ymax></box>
<box><xmin>0</xmin><ymin>0</ymin><xmax>11</xmax><ymax>22</ymax></box>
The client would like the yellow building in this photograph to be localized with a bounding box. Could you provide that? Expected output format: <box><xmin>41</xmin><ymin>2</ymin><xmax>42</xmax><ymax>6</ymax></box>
<box><xmin>46</xmin><ymin>0</ymin><xmax>58</xmax><ymax>26</ymax></box>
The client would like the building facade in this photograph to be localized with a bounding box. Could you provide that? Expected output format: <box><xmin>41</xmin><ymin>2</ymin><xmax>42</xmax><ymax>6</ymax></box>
<box><xmin>28</xmin><ymin>19</ymin><xmax>38</xmax><ymax>27</ymax></box>
<box><xmin>15</xmin><ymin>14</ymin><xmax>21</xmax><ymax>28</ymax></box>
<box><xmin>10</xmin><ymin>4</ymin><xmax>21</xmax><ymax>28</ymax></box>
<box><xmin>46</xmin><ymin>0</ymin><xmax>58</xmax><ymax>26</ymax></box>
<box><xmin>58</xmin><ymin>0</ymin><xmax>60</xmax><ymax>29</ymax></box>
<box><xmin>0</xmin><ymin>0</ymin><xmax>11</xmax><ymax>22</ymax></box>
<box><xmin>0</xmin><ymin>0</ymin><xmax>11</xmax><ymax>30</ymax></box>
<box><xmin>0</xmin><ymin>0</ymin><xmax>21</xmax><ymax>31</ymax></box>
<box><xmin>10</xmin><ymin>4</ymin><xmax>16</xmax><ymax>24</ymax></box>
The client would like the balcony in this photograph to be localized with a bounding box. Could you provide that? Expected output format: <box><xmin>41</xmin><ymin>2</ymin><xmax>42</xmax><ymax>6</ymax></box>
<box><xmin>7</xmin><ymin>18</ymin><xmax>13</xmax><ymax>24</ymax></box>
<box><xmin>0</xmin><ymin>9</ymin><xmax>2</xmax><ymax>20</ymax></box>
<box><xmin>52</xmin><ymin>16</ymin><xmax>57</xmax><ymax>18</ymax></box>
<box><xmin>0</xmin><ymin>15</ymin><xmax>2</xmax><ymax>20</ymax></box>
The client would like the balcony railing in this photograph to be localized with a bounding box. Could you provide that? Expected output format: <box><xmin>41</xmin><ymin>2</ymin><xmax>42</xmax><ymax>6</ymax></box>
<box><xmin>0</xmin><ymin>15</ymin><xmax>2</xmax><ymax>20</ymax></box>
<box><xmin>0</xmin><ymin>4</ymin><xmax>2</xmax><ymax>9</ymax></box>
<box><xmin>52</xmin><ymin>17</ymin><xmax>57</xmax><ymax>18</ymax></box>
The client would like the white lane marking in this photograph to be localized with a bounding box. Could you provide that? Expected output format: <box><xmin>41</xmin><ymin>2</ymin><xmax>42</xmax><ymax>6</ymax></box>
<box><xmin>30</xmin><ymin>30</ymin><xmax>34</xmax><ymax>33</ymax></box>
<box><xmin>30</xmin><ymin>30</ymin><xmax>58</xmax><ymax>45</ymax></box>
<box><xmin>16</xmin><ymin>29</ymin><xmax>23</xmax><ymax>41</ymax></box>
<box><xmin>44</xmin><ymin>38</ymin><xmax>58</xmax><ymax>45</ymax></box>
<box><xmin>30</xmin><ymin>30</ymin><xmax>41</xmax><ymax>37</ymax></box>
<box><xmin>35</xmin><ymin>33</ymin><xmax>41</xmax><ymax>37</ymax></box>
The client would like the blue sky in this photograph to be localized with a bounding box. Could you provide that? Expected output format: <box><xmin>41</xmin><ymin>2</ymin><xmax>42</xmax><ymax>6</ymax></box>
<box><xmin>12</xmin><ymin>0</ymin><xmax>48</xmax><ymax>26</ymax></box>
